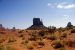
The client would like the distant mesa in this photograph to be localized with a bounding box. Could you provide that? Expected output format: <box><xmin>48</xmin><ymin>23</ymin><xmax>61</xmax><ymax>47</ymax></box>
<box><xmin>0</xmin><ymin>24</ymin><xmax>3</xmax><ymax>28</ymax></box>
<box><xmin>66</xmin><ymin>22</ymin><xmax>73</xmax><ymax>28</ymax></box>
<box><xmin>0</xmin><ymin>19</ymin><xmax>74</xmax><ymax>30</ymax></box>
<box><xmin>0</xmin><ymin>24</ymin><xmax>5</xmax><ymax>31</ymax></box>
<box><xmin>11</xmin><ymin>27</ymin><xmax>16</xmax><ymax>31</ymax></box>
<box><xmin>27</xmin><ymin>18</ymin><xmax>48</xmax><ymax>30</ymax></box>
<box><xmin>33</xmin><ymin>18</ymin><xmax>43</xmax><ymax>26</ymax></box>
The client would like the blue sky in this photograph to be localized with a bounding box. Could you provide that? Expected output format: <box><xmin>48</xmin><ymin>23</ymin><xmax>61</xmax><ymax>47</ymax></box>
<box><xmin>0</xmin><ymin>0</ymin><xmax>75</xmax><ymax>29</ymax></box>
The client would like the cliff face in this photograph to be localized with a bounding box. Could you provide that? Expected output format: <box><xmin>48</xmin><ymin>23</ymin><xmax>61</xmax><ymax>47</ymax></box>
<box><xmin>33</xmin><ymin>18</ymin><xmax>43</xmax><ymax>26</ymax></box>
<box><xmin>27</xmin><ymin>18</ymin><xmax>48</xmax><ymax>30</ymax></box>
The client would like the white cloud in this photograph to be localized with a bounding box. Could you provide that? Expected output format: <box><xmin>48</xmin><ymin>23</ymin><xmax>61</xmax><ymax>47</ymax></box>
<box><xmin>47</xmin><ymin>2</ymin><xmax>75</xmax><ymax>9</ymax></box>
<box><xmin>57</xmin><ymin>4</ymin><xmax>75</xmax><ymax>9</ymax></box>
<box><xmin>57</xmin><ymin>4</ymin><xmax>63</xmax><ymax>8</ymax></box>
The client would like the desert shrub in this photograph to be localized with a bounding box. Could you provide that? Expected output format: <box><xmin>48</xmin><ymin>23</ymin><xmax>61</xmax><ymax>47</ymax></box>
<box><xmin>0</xmin><ymin>38</ymin><xmax>5</xmax><ymax>43</ymax></box>
<box><xmin>30</xmin><ymin>31</ymin><xmax>38</xmax><ymax>37</ymax></box>
<box><xmin>48</xmin><ymin>26</ymin><xmax>56</xmax><ymax>33</ymax></box>
<box><xmin>26</xmin><ymin>30</ymin><xmax>28</xmax><ymax>32</ymax></box>
<box><xmin>18</xmin><ymin>30</ymin><xmax>24</xmax><ymax>37</ymax></box>
<box><xmin>29</xmin><ymin>31</ymin><xmax>45</xmax><ymax>41</ymax></box>
<box><xmin>21</xmin><ymin>40</ymin><xmax>29</xmax><ymax>48</ymax></box>
<box><xmin>21</xmin><ymin>40</ymin><xmax>28</xmax><ymax>44</ymax></box>
<box><xmin>38</xmin><ymin>41</ymin><xmax>44</xmax><ymax>46</ymax></box>
<box><xmin>0</xmin><ymin>45</ymin><xmax>4</xmax><ymax>50</ymax></box>
<box><xmin>30</xmin><ymin>31</ymin><xmax>45</xmax><ymax>40</ymax></box>
<box><xmin>25</xmin><ymin>40</ymin><xmax>28</xmax><ymax>43</ymax></box>
<box><xmin>6</xmin><ymin>46</ymin><xmax>14</xmax><ymax>50</ymax></box>
<box><xmin>19</xmin><ymin>34</ymin><xmax>23</xmax><ymax>37</ymax></box>
<box><xmin>29</xmin><ymin>31</ymin><xmax>38</xmax><ymax>41</ymax></box>
<box><xmin>22</xmin><ymin>37</ymin><xmax>25</xmax><ymax>40</ymax></box>
<box><xmin>0</xmin><ymin>32</ymin><xmax>5</xmax><ymax>34</ymax></box>
<box><xmin>58</xmin><ymin>48</ymin><xmax>65</xmax><ymax>50</ymax></box>
<box><xmin>38</xmin><ymin>31</ymin><xmax>45</xmax><ymax>37</ymax></box>
<box><xmin>61</xmin><ymin>33</ymin><xmax>67</xmax><ymax>38</ymax></box>
<box><xmin>27</xmin><ymin>46</ymin><xmax>33</xmax><ymax>50</ymax></box>
<box><xmin>29</xmin><ymin>36</ymin><xmax>36</xmax><ymax>41</ymax></box>
<box><xmin>8</xmin><ymin>37</ymin><xmax>16</xmax><ymax>43</ymax></box>
<box><xmin>36</xmin><ymin>37</ymin><xmax>43</xmax><ymax>41</ymax></box>
<box><xmin>71</xmin><ymin>29</ymin><xmax>75</xmax><ymax>33</ymax></box>
<box><xmin>52</xmin><ymin>41</ymin><xmax>64</xmax><ymax>49</ymax></box>
<box><xmin>47</xmin><ymin>35</ymin><xmax>56</xmax><ymax>40</ymax></box>
<box><xmin>32</xmin><ymin>42</ymin><xmax>37</xmax><ymax>47</ymax></box>
<box><xmin>37</xmin><ymin>41</ymin><xmax>45</xmax><ymax>48</ymax></box>
<box><xmin>65</xmin><ymin>40</ymin><xmax>75</xmax><ymax>47</ymax></box>
<box><xmin>18</xmin><ymin>30</ymin><xmax>24</xmax><ymax>33</ymax></box>
<box><xmin>65</xmin><ymin>40</ymin><xmax>72</xmax><ymax>47</ymax></box>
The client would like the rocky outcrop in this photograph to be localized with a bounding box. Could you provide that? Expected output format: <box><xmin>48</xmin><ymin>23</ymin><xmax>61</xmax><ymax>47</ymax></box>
<box><xmin>66</xmin><ymin>22</ymin><xmax>73</xmax><ymax>29</ymax></box>
<box><xmin>27</xmin><ymin>18</ymin><xmax>48</xmax><ymax>30</ymax></box>
<box><xmin>0</xmin><ymin>24</ymin><xmax>2</xmax><ymax>28</ymax></box>
<box><xmin>0</xmin><ymin>24</ymin><xmax>5</xmax><ymax>31</ymax></box>
<box><xmin>33</xmin><ymin>18</ymin><xmax>43</xmax><ymax>26</ymax></box>
<box><xmin>67</xmin><ymin>22</ymin><xmax>73</xmax><ymax>27</ymax></box>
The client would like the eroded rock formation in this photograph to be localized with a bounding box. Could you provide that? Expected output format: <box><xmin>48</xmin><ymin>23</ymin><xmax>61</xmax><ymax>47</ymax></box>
<box><xmin>27</xmin><ymin>18</ymin><xmax>48</xmax><ymax>30</ymax></box>
<box><xmin>0</xmin><ymin>24</ymin><xmax>5</xmax><ymax>31</ymax></box>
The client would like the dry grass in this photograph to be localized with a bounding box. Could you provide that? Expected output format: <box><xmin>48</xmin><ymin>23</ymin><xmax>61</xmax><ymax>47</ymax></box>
<box><xmin>0</xmin><ymin>28</ymin><xmax>75</xmax><ymax>50</ymax></box>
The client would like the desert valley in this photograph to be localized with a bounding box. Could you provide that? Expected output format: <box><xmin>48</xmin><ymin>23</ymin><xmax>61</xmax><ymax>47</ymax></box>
<box><xmin>0</xmin><ymin>18</ymin><xmax>75</xmax><ymax>50</ymax></box>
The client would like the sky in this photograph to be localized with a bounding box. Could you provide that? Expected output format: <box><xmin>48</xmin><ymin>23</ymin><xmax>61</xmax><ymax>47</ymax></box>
<box><xmin>0</xmin><ymin>0</ymin><xmax>75</xmax><ymax>29</ymax></box>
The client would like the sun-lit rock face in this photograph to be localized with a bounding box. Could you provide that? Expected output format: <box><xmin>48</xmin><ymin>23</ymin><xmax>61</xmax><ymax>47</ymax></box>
<box><xmin>27</xmin><ymin>18</ymin><xmax>48</xmax><ymax>30</ymax></box>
